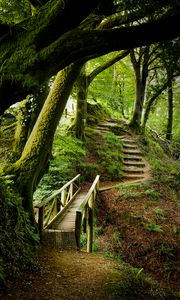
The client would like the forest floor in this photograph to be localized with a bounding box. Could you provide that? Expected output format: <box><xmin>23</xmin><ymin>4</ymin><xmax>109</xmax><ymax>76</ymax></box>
<box><xmin>2</xmin><ymin>247</ymin><xmax>125</xmax><ymax>300</ymax></box>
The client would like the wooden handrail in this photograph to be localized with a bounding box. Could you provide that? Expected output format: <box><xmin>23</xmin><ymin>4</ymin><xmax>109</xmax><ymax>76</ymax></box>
<box><xmin>78</xmin><ymin>175</ymin><xmax>100</xmax><ymax>212</ymax></box>
<box><xmin>75</xmin><ymin>175</ymin><xmax>100</xmax><ymax>252</ymax></box>
<box><xmin>34</xmin><ymin>174</ymin><xmax>81</xmax><ymax>241</ymax></box>
<box><xmin>34</xmin><ymin>174</ymin><xmax>80</xmax><ymax>208</ymax></box>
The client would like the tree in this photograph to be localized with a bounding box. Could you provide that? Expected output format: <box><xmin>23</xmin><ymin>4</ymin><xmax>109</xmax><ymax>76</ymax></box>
<box><xmin>142</xmin><ymin>39</ymin><xmax>180</xmax><ymax>136</ymax></box>
<box><xmin>0</xmin><ymin>0</ymin><xmax>179</xmax><ymax>114</ymax></box>
<box><xmin>7</xmin><ymin>62</ymin><xmax>82</xmax><ymax>222</ymax></box>
<box><xmin>129</xmin><ymin>46</ymin><xmax>150</xmax><ymax>130</ymax></box>
<box><xmin>74</xmin><ymin>50</ymin><xmax>129</xmax><ymax>139</ymax></box>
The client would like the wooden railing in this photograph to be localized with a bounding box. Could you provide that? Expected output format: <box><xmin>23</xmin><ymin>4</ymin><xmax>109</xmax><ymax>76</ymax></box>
<box><xmin>34</xmin><ymin>174</ymin><xmax>81</xmax><ymax>241</ymax></box>
<box><xmin>75</xmin><ymin>175</ymin><xmax>100</xmax><ymax>253</ymax></box>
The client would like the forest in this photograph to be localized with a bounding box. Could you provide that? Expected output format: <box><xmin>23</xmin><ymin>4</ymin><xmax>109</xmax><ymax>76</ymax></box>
<box><xmin>0</xmin><ymin>0</ymin><xmax>180</xmax><ymax>299</ymax></box>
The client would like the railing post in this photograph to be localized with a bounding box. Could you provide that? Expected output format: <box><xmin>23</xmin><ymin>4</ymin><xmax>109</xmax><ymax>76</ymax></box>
<box><xmin>75</xmin><ymin>211</ymin><xmax>82</xmax><ymax>251</ymax></box>
<box><xmin>52</xmin><ymin>196</ymin><xmax>58</xmax><ymax>217</ymax></box>
<box><xmin>38</xmin><ymin>206</ymin><xmax>44</xmax><ymax>243</ymax></box>
<box><xmin>69</xmin><ymin>183</ymin><xmax>73</xmax><ymax>199</ymax></box>
<box><xmin>87</xmin><ymin>194</ymin><xmax>94</xmax><ymax>253</ymax></box>
<box><xmin>61</xmin><ymin>188</ymin><xmax>67</xmax><ymax>206</ymax></box>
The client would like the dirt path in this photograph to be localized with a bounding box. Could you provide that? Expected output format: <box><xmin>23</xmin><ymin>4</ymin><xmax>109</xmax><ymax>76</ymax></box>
<box><xmin>2</xmin><ymin>247</ymin><xmax>124</xmax><ymax>300</ymax></box>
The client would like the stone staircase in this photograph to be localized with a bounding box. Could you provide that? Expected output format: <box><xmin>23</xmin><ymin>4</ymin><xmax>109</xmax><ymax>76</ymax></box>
<box><xmin>96</xmin><ymin>120</ymin><xmax>150</xmax><ymax>183</ymax></box>
<box><xmin>121</xmin><ymin>136</ymin><xmax>150</xmax><ymax>181</ymax></box>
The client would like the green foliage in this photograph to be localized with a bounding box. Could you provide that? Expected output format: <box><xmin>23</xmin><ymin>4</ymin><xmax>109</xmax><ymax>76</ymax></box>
<box><xmin>144</xmin><ymin>220</ymin><xmax>164</xmax><ymax>233</ymax></box>
<box><xmin>156</xmin><ymin>244</ymin><xmax>175</xmax><ymax>259</ymax></box>
<box><xmin>87</xmin><ymin>54</ymin><xmax>135</xmax><ymax>119</ymax></box>
<box><xmin>76</xmin><ymin>130</ymin><xmax>124</xmax><ymax>181</ymax></box>
<box><xmin>79</xmin><ymin>162</ymin><xmax>99</xmax><ymax>181</ymax></box>
<box><xmin>154</xmin><ymin>207</ymin><xmax>165</xmax><ymax>219</ymax></box>
<box><xmin>138</xmin><ymin>133</ymin><xmax>180</xmax><ymax>187</ymax></box>
<box><xmin>145</xmin><ymin>188</ymin><xmax>160</xmax><ymax>201</ymax></box>
<box><xmin>96</xmin><ymin>132</ymin><xmax>124</xmax><ymax>180</ymax></box>
<box><xmin>0</xmin><ymin>177</ymin><xmax>39</xmax><ymax>287</ymax></box>
<box><xmin>172</xmin><ymin>225</ymin><xmax>180</xmax><ymax>235</ymax></box>
<box><xmin>146</xmin><ymin>79</ymin><xmax>180</xmax><ymax>142</ymax></box>
<box><xmin>104</xmin><ymin>256</ymin><xmax>174</xmax><ymax>300</ymax></box>
<box><xmin>34</xmin><ymin>130</ymin><xmax>86</xmax><ymax>200</ymax></box>
<box><xmin>0</xmin><ymin>0</ymin><xmax>31</xmax><ymax>24</ymax></box>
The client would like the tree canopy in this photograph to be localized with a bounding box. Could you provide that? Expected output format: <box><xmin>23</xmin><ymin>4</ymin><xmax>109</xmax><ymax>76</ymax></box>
<box><xmin>0</xmin><ymin>0</ymin><xmax>180</xmax><ymax>114</ymax></box>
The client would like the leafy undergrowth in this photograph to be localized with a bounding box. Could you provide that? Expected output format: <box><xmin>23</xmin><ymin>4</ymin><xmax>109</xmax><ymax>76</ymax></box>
<box><xmin>0</xmin><ymin>177</ymin><xmax>39</xmax><ymax>290</ymax></box>
<box><xmin>96</xmin><ymin>181</ymin><xmax>179</xmax><ymax>297</ymax></box>
<box><xmin>94</xmin><ymin>129</ymin><xmax>180</xmax><ymax>298</ymax></box>
<box><xmin>81</xmin><ymin>123</ymin><xmax>180</xmax><ymax>297</ymax></box>
<box><xmin>78</xmin><ymin>127</ymin><xmax>124</xmax><ymax>182</ymax></box>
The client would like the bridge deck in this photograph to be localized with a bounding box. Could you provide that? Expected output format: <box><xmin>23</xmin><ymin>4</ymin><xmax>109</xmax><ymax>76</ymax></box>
<box><xmin>52</xmin><ymin>192</ymin><xmax>87</xmax><ymax>231</ymax></box>
<box><xmin>42</xmin><ymin>191</ymin><xmax>88</xmax><ymax>249</ymax></box>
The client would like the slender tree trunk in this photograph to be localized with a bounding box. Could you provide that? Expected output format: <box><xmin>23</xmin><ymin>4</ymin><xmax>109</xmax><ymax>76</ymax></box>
<box><xmin>142</xmin><ymin>80</ymin><xmax>169</xmax><ymax>131</ymax></box>
<box><xmin>74</xmin><ymin>50</ymin><xmax>130</xmax><ymax>139</ymax></box>
<box><xmin>166</xmin><ymin>79</ymin><xmax>173</xmax><ymax>141</ymax></box>
<box><xmin>129</xmin><ymin>48</ymin><xmax>149</xmax><ymax>132</ymax></box>
<box><xmin>75</xmin><ymin>66</ymin><xmax>88</xmax><ymax>140</ymax></box>
<box><xmin>7</xmin><ymin>62</ymin><xmax>82</xmax><ymax>222</ymax></box>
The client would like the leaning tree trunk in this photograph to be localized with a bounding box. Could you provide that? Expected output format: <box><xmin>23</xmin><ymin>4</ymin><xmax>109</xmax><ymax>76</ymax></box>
<box><xmin>166</xmin><ymin>79</ymin><xmax>173</xmax><ymax>141</ymax></box>
<box><xmin>142</xmin><ymin>80</ymin><xmax>169</xmax><ymax>131</ymax></box>
<box><xmin>6</xmin><ymin>62</ymin><xmax>82</xmax><ymax>222</ymax></box>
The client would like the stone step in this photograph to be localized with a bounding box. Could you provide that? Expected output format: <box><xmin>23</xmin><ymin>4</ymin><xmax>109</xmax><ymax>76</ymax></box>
<box><xmin>123</xmin><ymin>149</ymin><xmax>143</xmax><ymax>155</ymax></box>
<box><xmin>123</xmin><ymin>166</ymin><xmax>144</xmax><ymax>174</ymax></box>
<box><xmin>123</xmin><ymin>155</ymin><xmax>143</xmax><ymax>161</ymax></box>
<box><xmin>123</xmin><ymin>161</ymin><xmax>146</xmax><ymax>167</ymax></box>
<box><xmin>123</xmin><ymin>173</ymin><xmax>144</xmax><ymax>180</ymax></box>
<box><xmin>117</xmin><ymin>136</ymin><xmax>135</xmax><ymax>144</ymax></box>
<box><xmin>123</xmin><ymin>144</ymin><xmax>138</xmax><ymax>149</ymax></box>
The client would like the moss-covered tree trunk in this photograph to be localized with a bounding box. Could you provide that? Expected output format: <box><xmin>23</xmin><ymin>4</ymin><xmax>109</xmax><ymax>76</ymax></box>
<box><xmin>13</xmin><ymin>85</ymin><xmax>49</xmax><ymax>160</ymax></box>
<box><xmin>129</xmin><ymin>48</ymin><xmax>149</xmax><ymax>132</ymax></box>
<box><xmin>7</xmin><ymin>62</ymin><xmax>82</xmax><ymax>222</ymax></box>
<box><xmin>13</xmin><ymin>98</ymin><xmax>32</xmax><ymax>160</ymax></box>
<box><xmin>166</xmin><ymin>79</ymin><xmax>173</xmax><ymax>141</ymax></box>
<box><xmin>75</xmin><ymin>66</ymin><xmax>88</xmax><ymax>140</ymax></box>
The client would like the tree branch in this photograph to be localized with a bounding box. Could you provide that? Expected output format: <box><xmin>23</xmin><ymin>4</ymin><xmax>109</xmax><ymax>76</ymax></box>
<box><xmin>87</xmin><ymin>50</ymin><xmax>130</xmax><ymax>85</ymax></box>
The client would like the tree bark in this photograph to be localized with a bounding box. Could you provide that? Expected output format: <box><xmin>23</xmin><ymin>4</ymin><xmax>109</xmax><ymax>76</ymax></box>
<box><xmin>142</xmin><ymin>80</ymin><xmax>169</xmax><ymax>131</ymax></box>
<box><xmin>7</xmin><ymin>62</ymin><xmax>82</xmax><ymax>222</ymax></box>
<box><xmin>13</xmin><ymin>98</ymin><xmax>32</xmax><ymax>160</ymax></box>
<box><xmin>166</xmin><ymin>79</ymin><xmax>173</xmax><ymax>141</ymax></box>
<box><xmin>129</xmin><ymin>47</ymin><xmax>149</xmax><ymax>131</ymax></box>
<box><xmin>75</xmin><ymin>66</ymin><xmax>87</xmax><ymax>140</ymax></box>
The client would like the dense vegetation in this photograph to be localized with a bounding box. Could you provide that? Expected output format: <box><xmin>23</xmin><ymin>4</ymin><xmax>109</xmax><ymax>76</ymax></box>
<box><xmin>0</xmin><ymin>0</ymin><xmax>179</xmax><ymax>297</ymax></box>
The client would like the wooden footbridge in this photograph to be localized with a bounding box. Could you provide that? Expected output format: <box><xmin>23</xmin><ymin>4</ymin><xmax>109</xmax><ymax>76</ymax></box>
<box><xmin>34</xmin><ymin>121</ymin><xmax>150</xmax><ymax>253</ymax></box>
<box><xmin>34</xmin><ymin>174</ymin><xmax>100</xmax><ymax>253</ymax></box>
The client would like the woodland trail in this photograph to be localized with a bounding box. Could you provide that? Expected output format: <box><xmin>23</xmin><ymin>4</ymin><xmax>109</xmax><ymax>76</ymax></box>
<box><xmin>2</xmin><ymin>247</ymin><xmax>127</xmax><ymax>300</ymax></box>
<box><xmin>1</xmin><ymin>121</ymin><xmax>154</xmax><ymax>300</ymax></box>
